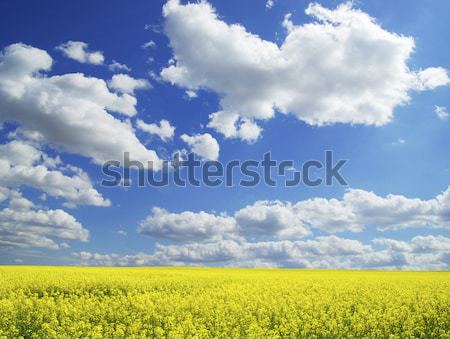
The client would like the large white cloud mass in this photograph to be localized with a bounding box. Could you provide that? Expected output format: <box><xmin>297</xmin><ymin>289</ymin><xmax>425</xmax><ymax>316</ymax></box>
<box><xmin>73</xmin><ymin>234</ymin><xmax>450</xmax><ymax>269</ymax></box>
<box><xmin>138</xmin><ymin>207</ymin><xmax>238</xmax><ymax>242</ymax></box>
<box><xmin>0</xmin><ymin>140</ymin><xmax>110</xmax><ymax>207</ymax></box>
<box><xmin>0</xmin><ymin>43</ymin><xmax>161</xmax><ymax>167</ymax></box>
<box><xmin>0</xmin><ymin>188</ymin><xmax>88</xmax><ymax>250</ymax></box>
<box><xmin>122</xmin><ymin>186</ymin><xmax>450</xmax><ymax>268</ymax></box>
<box><xmin>161</xmin><ymin>0</ymin><xmax>449</xmax><ymax>142</ymax></box>
<box><xmin>138</xmin><ymin>187</ymin><xmax>450</xmax><ymax>243</ymax></box>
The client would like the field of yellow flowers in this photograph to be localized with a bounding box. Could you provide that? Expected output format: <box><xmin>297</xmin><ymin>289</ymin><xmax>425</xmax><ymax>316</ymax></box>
<box><xmin>0</xmin><ymin>266</ymin><xmax>448</xmax><ymax>338</ymax></box>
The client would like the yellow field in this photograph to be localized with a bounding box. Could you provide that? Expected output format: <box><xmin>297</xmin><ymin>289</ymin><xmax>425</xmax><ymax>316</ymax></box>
<box><xmin>0</xmin><ymin>267</ymin><xmax>449</xmax><ymax>338</ymax></box>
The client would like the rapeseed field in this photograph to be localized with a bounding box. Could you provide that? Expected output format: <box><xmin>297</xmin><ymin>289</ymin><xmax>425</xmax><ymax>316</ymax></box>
<box><xmin>0</xmin><ymin>266</ymin><xmax>448</xmax><ymax>338</ymax></box>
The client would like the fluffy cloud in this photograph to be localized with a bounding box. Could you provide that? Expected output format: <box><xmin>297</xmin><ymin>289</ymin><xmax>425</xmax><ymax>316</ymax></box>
<box><xmin>161</xmin><ymin>1</ymin><xmax>449</xmax><ymax>141</ymax></box>
<box><xmin>137</xmin><ymin>119</ymin><xmax>175</xmax><ymax>142</ymax></box>
<box><xmin>236</xmin><ymin>187</ymin><xmax>450</xmax><ymax>233</ymax></box>
<box><xmin>235</xmin><ymin>201</ymin><xmax>311</xmax><ymax>239</ymax></box>
<box><xmin>108</xmin><ymin>74</ymin><xmax>150</xmax><ymax>94</ymax></box>
<box><xmin>0</xmin><ymin>140</ymin><xmax>109</xmax><ymax>207</ymax></box>
<box><xmin>0</xmin><ymin>43</ymin><xmax>161</xmax><ymax>168</ymax></box>
<box><xmin>56</xmin><ymin>40</ymin><xmax>104</xmax><ymax>65</ymax></box>
<box><xmin>180</xmin><ymin>133</ymin><xmax>219</xmax><ymax>161</ymax></box>
<box><xmin>138</xmin><ymin>207</ymin><xmax>237</xmax><ymax>242</ymax></box>
<box><xmin>294</xmin><ymin>188</ymin><xmax>450</xmax><ymax>232</ymax></box>
<box><xmin>72</xmin><ymin>234</ymin><xmax>450</xmax><ymax>269</ymax></box>
<box><xmin>0</xmin><ymin>190</ymin><xmax>88</xmax><ymax>250</ymax></box>
<box><xmin>136</xmin><ymin>187</ymin><xmax>450</xmax><ymax>247</ymax></box>
<box><xmin>374</xmin><ymin>235</ymin><xmax>450</xmax><ymax>253</ymax></box>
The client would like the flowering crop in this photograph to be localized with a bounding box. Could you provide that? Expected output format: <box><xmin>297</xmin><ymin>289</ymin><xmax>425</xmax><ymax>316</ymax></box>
<box><xmin>0</xmin><ymin>267</ymin><xmax>448</xmax><ymax>338</ymax></box>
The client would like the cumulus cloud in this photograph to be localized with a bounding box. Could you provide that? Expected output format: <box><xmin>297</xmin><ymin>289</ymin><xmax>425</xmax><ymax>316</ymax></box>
<box><xmin>180</xmin><ymin>133</ymin><xmax>219</xmax><ymax>161</ymax></box>
<box><xmin>236</xmin><ymin>186</ymin><xmax>450</xmax><ymax>234</ymax></box>
<box><xmin>108</xmin><ymin>73</ymin><xmax>150</xmax><ymax>94</ymax></box>
<box><xmin>109</xmin><ymin>60</ymin><xmax>131</xmax><ymax>72</ymax></box>
<box><xmin>72</xmin><ymin>234</ymin><xmax>450</xmax><ymax>269</ymax></box>
<box><xmin>161</xmin><ymin>1</ymin><xmax>449</xmax><ymax>142</ymax></box>
<box><xmin>291</xmin><ymin>188</ymin><xmax>450</xmax><ymax>232</ymax></box>
<box><xmin>56</xmin><ymin>40</ymin><xmax>104</xmax><ymax>64</ymax></box>
<box><xmin>0</xmin><ymin>43</ymin><xmax>161</xmax><ymax>168</ymax></box>
<box><xmin>135</xmin><ymin>187</ymin><xmax>450</xmax><ymax>248</ymax></box>
<box><xmin>235</xmin><ymin>201</ymin><xmax>311</xmax><ymax>239</ymax></box>
<box><xmin>137</xmin><ymin>119</ymin><xmax>175</xmax><ymax>142</ymax></box>
<box><xmin>0</xmin><ymin>140</ymin><xmax>109</xmax><ymax>207</ymax></box>
<box><xmin>416</xmin><ymin>67</ymin><xmax>450</xmax><ymax>90</ymax></box>
<box><xmin>0</xmin><ymin>189</ymin><xmax>88</xmax><ymax>250</ymax></box>
<box><xmin>283</xmin><ymin>186</ymin><xmax>448</xmax><ymax>232</ymax></box>
<box><xmin>138</xmin><ymin>207</ymin><xmax>238</xmax><ymax>242</ymax></box>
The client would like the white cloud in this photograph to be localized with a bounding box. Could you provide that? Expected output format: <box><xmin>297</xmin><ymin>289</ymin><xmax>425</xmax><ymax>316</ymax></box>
<box><xmin>180</xmin><ymin>133</ymin><xmax>219</xmax><ymax>161</ymax></box>
<box><xmin>71</xmin><ymin>234</ymin><xmax>450</xmax><ymax>269</ymax></box>
<box><xmin>56</xmin><ymin>40</ymin><xmax>104</xmax><ymax>65</ymax></box>
<box><xmin>416</xmin><ymin>67</ymin><xmax>450</xmax><ymax>90</ymax></box>
<box><xmin>0</xmin><ymin>140</ymin><xmax>110</xmax><ymax>207</ymax></box>
<box><xmin>138</xmin><ymin>207</ymin><xmax>237</xmax><ymax>242</ymax></box>
<box><xmin>137</xmin><ymin>119</ymin><xmax>175</xmax><ymax>142</ymax></box>
<box><xmin>108</xmin><ymin>73</ymin><xmax>150</xmax><ymax>94</ymax></box>
<box><xmin>0</xmin><ymin>43</ymin><xmax>161</xmax><ymax>168</ymax></box>
<box><xmin>292</xmin><ymin>197</ymin><xmax>362</xmax><ymax>233</ymax></box>
<box><xmin>235</xmin><ymin>186</ymin><xmax>450</xmax><ymax>234</ymax></box>
<box><xmin>374</xmin><ymin>235</ymin><xmax>450</xmax><ymax>253</ymax></box>
<box><xmin>266</xmin><ymin>0</ymin><xmax>275</xmax><ymax>9</ymax></box>
<box><xmin>161</xmin><ymin>1</ymin><xmax>449</xmax><ymax>142</ymax></box>
<box><xmin>0</xmin><ymin>190</ymin><xmax>88</xmax><ymax>250</ymax></box>
<box><xmin>141</xmin><ymin>41</ymin><xmax>156</xmax><ymax>49</ymax></box>
<box><xmin>109</xmin><ymin>60</ymin><xmax>131</xmax><ymax>72</ymax></box>
<box><xmin>434</xmin><ymin>105</ymin><xmax>448</xmax><ymax>120</ymax></box>
<box><xmin>185</xmin><ymin>90</ymin><xmax>197</xmax><ymax>98</ymax></box>
<box><xmin>342</xmin><ymin>188</ymin><xmax>450</xmax><ymax>231</ymax></box>
<box><xmin>135</xmin><ymin>187</ymin><xmax>450</xmax><ymax>248</ymax></box>
<box><xmin>235</xmin><ymin>201</ymin><xmax>311</xmax><ymax>239</ymax></box>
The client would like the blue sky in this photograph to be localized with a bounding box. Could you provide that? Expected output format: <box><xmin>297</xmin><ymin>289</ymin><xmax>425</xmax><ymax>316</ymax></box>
<box><xmin>0</xmin><ymin>0</ymin><xmax>449</xmax><ymax>268</ymax></box>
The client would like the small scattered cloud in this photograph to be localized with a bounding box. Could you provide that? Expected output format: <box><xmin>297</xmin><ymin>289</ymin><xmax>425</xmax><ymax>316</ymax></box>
<box><xmin>144</xmin><ymin>24</ymin><xmax>161</xmax><ymax>33</ymax></box>
<box><xmin>435</xmin><ymin>105</ymin><xmax>448</xmax><ymax>120</ymax></box>
<box><xmin>56</xmin><ymin>40</ymin><xmax>104</xmax><ymax>64</ymax></box>
<box><xmin>116</xmin><ymin>230</ymin><xmax>127</xmax><ymax>236</ymax></box>
<box><xmin>392</xmin><ymin>138</ymin><xmax>406</xmax><ymax>145</ymax></box>
<box><xmin>142</xmin><ymin>40</ymin><xmax>156</xmax><ymax>49</ymax></box>
<box><xmin>137</xmin><ymin>119</ymin><xmax>175</xmax><ymax>142</ymax></box>
<box><xmin>185</xmin><ymin>90</ymin><xmax>198</xmax><ymax>99</ymax></box>
<box><xmin>108</xmin><ymin>73</ymin><xmax>151</xmax><ymax>94</ymax></box>
<box><xmin>266</xmin><ymin>0</ymin><xmax>275</xmax><ymax>9</ymax></box>
<box><xmin>180</xmin><ymin>133</ymin><xmax>220</xmax><ymax>161</ymax></box>
<box><xmin>109</xmin><ymin>60</ymin><xmax>131</xmax><ymax>72</ymax></box>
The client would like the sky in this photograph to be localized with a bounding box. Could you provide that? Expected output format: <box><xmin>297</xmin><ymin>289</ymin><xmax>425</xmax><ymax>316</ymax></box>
<box><xmin>0</xmin><ymin>0</ymin><xmax>449</xmax><ymax>269</ymax></box>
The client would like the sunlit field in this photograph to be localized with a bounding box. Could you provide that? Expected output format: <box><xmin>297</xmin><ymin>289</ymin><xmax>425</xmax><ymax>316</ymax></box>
<box><xmin>0</xmin><ymin>267</ymin><xmax>448</xmax><ymax>338</ymax></box>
